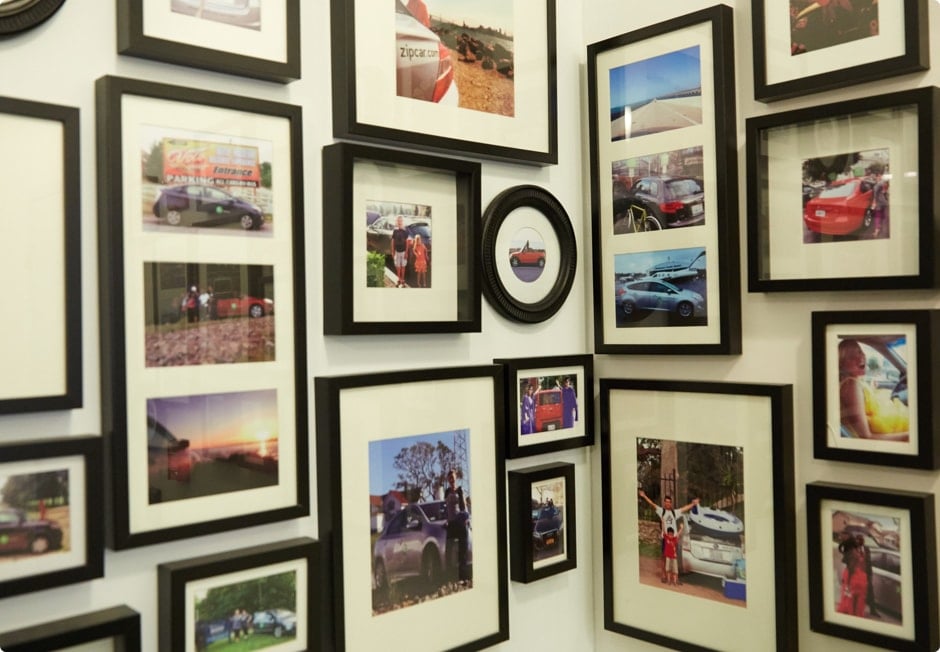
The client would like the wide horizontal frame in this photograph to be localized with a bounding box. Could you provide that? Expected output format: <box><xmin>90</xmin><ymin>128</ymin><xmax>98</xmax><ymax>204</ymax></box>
<box><xmin>0</xmin><ymin>605</ymin><xmax>140</xmax><ymax>652</ymax></box>
<box><xmin>96</xmin><ymin>75</ymin><xmax>309</xmax><ymax>548</ymax></box>
<box><xmin>751</xmin><ymin>0</ymin><xmax>929</xmax><ymax>102</ymax></box>
<box><xmin>508</xmin><ymin>462</ymin><xmax>576</xmax><ymax>583</ymax></box>
<box><xmin>0</xmin><ymin>435</ymin><xmax>104</xmax><ymax>599</ymax></box>
<box><xmin>481</xmin><ymin>185</ymin><xmax>577</xmax><ymax>324</ymax></box>
<box><xmin>746</xmin><ymin>86</ymin><xmax>939</xmax><ymax>293</ymax></box>
<box><xmin>158</xmin><ymin>537</ymin><xmax>318</xmax><ymax>652</ymax></box>
<box><xmin>587</xmin><ymin>5</ymin><xmax>741</xmax><ymax>355</ymax></box>
<box><xmin>117</xmin><ymin>0</ymin><xmax>301</xmax><ymax>83</ymax></box>
<box><xmin>600</xmin><ymin>378</ymin><xmax>796</xmax><ymax>651</ymax></box>
<box><xmin>315</xmin><ymin>365</ymin><xmax>508</xmax><ymax>652</ymax></box>
<box><xmin>330</xmin><ymin>0</ymin><xmax>557</xmax><ymax>165</ymax></box>
<box><xmin>321</xmin><ymin>142</ymin><xmax>482</xmax><ymax>334</ymax></box>
<box><xmin>806</xmin><ymin>482</ymin><xmax>938</xmax><ymax>651</ymax></box>
<box><xmin>494</xmin><ymin>353</ymin><xmax>594</xmax><ymax>458</ymax></box>
<box><xmin>0</xmin><ymin>95</ymin><xmax>81</xmax><ymax>414</ymax></box>
<box><xmin>812</xmin><ymin>310</ymin><xmax>940</xmax><ymax>469</ymax></box>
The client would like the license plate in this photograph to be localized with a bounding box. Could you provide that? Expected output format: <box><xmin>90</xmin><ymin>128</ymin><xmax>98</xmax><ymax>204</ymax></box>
<box><xmin>546</xmin><ymin>424</ymin><xmax>556</xmax><ymax>431</ymax></box>
<box><xmin>815</xmin><ymin>209</ymin><xmax>826</xmax><ymax>217</ymax></box>
<box><xmin>692</xmin><ymin>204</ymin><xmax>703</xmax><ymax>216</ymax></box>
<box><xmin>544</xmin><ymin>536</ymin><xmax>556</xmax><ymax>546</ymax></box>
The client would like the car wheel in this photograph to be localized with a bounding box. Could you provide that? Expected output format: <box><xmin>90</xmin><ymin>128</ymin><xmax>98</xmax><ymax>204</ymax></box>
<box><xmin>240</xmin><ymin>213</ymin><xmax>256</xmax><ymax>230</ymax></box>
<box><xmin>537</xmin><ymin>258</ymin><xmax>545</xmax><ymax>268</ymax></box>
<box><xmin>510</xmin><ymin>257</ymin><xmax>519</xmax><ymax>267</ymax></box>
<box><xmin>249</xmin><ymin>304</ymin><xmax>264</xmax><ymax>318</ymax></box>
<box><xmin>644</xmin><ymin>215</ymin><xmax>663</xmax><ymax>231</ymax></box>
<box><xmin>274</xmin><ymin>625</ymin><xmax>283</xmax><ymax>638</ymax></box>
<box><xmin>166</xmin><ymin>210</ymin><xmax>183</xmax><ymax>226</ymax></box>
<box><xmin>421</xmin><ymin>547</ymin><xmax>442</xmax><ymax>591</ymax></box>
<box><xmin>30</xmin><ymin>535</ymin><xmax>50</xmax><ymax>554</ymax></box>
<box><xmin>676</xmin><ymin>301</ymin><xmax>694</xmax><ymax>318</ymax></box>
<box><xmin>621</xmin><ymin>300</ymin><xmax>636</xmax><ymax>316</ymax></box>
<box><xmin>862</xmin><ymin>210</ymin><xmax>873</xmax><ymax>230</ymax></box>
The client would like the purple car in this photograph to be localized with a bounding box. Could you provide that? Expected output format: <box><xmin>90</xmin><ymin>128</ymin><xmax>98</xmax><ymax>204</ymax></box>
<box><xmin>152</xmin><ymin>184</ymin><xmax>264</xmax><ymax>230</ymax></box>
<box><xmin>0</xmin><ymin>507</ymin><xmax>63</xmax><ymax>555</ymax></box>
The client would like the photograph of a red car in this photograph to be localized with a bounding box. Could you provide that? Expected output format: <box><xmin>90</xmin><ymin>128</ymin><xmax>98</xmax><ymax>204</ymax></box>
<box><xmin>531</xmin><ymin>476</ymin><xmax>566</xmax><ymax>569</ymax></box>
<box><xmin>172</xmin><ymin>0</ymin><xmax>261</xmax><ymax>31</ymax></box>
<box><xmin>789</xmin><ymin>0</ymin><xmax>879</xmax><ymax>56</ymax></box>
<box><xmin>636</xmin><ymin>437</ymin><xmax>745</xmax><ymax>606</ymax></box>
<box><xmin>614</xmin><ymin>247</ymin><xmax>708</xmax><ymax>328</ymax></box>
<box><xmin>365</xmin><ymin>200</ymin><xmax>432</xmax><ymax>289</ymax></box>
<box><xmin>395</xmin><ymin>0</ymin><xmax>514</xmax><ymax>116</ymax></box>
<box><xmin>612</xmin><ymin>146</ymin><xmax>705</xmax><ymax>234</ymax></box>
<box><xmin>802</xmin><ymin>148</ymin><xmax>889</xmax><ymax>243</ymax></box>
<box><xmin>194</xmin><ymin>569</ymin><xmax>297</xmax><ymax>651</ymax></box>
<box><xmin>144</xmin><ymin>262</ymin><xmax>275</xmax><ymax>367</ymax></box>
<box><xmin>826</xmin><ymin>508</ymin><xmax>902</xmax><ymax>626</ymax></box>
<box><xmin>368</xmin><ymin>429</ymin><xmax>472</xmax><ymax>616</ymax></box>
<box><xmin>140</xmin><ymin>125</ymin><xmax>273</xmax><ymax>235</ymax></box>
<box><xmin>508</xmin><ymin>228</ymin><xmax>546</xmax><ymax>283</ymax></box>
<box><xmin>608</xmin><ymin>45</ymin><xmax>702</xmax><ymax>142</ymax></box>
<box><xmin>0</xmin><ymin>468</ymin><xmax>69</xmax><ymax>561</ymax></box>
<box><xmin>146</xmin><ymin>389</ymin><xmax>279</xmax><ymax>505</ymax></box>
<box><xmin>835</xmin><ymin>333</ymin><xmax>909</xmax><ymax>442</ymax></box>
<box><xmin>519</xmin><ymin>375</ymin><xmax>579</xmax><ymax>435</ymax></box>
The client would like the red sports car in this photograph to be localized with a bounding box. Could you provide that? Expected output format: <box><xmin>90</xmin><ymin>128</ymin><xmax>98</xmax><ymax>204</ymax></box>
<box><xmin>803</xmin><ymin>178</ymin><xmax>874</xmax><ymax>236</ymax></box>
<box><xmin>215</xmin><ymin>294</ymin><xmax>273</xmax><ymax>319</ymax></box>
<box><xmin>509</xmin><ymin>246</ymin><xmax>546</xmax><ymax>268</ymax></box>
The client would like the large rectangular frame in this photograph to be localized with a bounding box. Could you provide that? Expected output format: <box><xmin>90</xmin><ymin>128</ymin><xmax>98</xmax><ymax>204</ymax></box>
<box><xmin>812</xmin><ymin>309</ymin><xmax>940</xmax><ymax>469</ymax></box>
<box><xmin>601</xmin><ymin>379</ymin><xmax>796</xmax><ymax>650</ymax></box>
<box><xmin>322</xmin><ymin>142</ymin><xmax>481</xmax><ymax>334</ymax></box>
<box><xmin>746</xmin><ymin>87</ymin><xmax>939</xmax><ymax>292</ymax></box>
<box><xmin>752</xmin><ymin>0</ymin><xmax>929</xmax><ymax>102</ymax></box>
<box><xmin>806</xmin><ymin>482</ymin><xmax>938</xmax><ymax>651</ymax></box>
<box><xmin>0</xmin><ymin>96</ymin><xmax>81</xmax><ymax>414</ymax></box>
<box><xmin>0</xmin><ymin>605</ymin><xmax>140</xmax><ymax>651</ymax></box>
<box><xmin>316</xmin><ymin>365</ymin><xmax>508</xmax><ymax>652</ymax></box>
<box><xmin>331</xmin><ymin>0</ymin><xmax>557</xmax><ymax>165</ymax></box>
<box><xmin>0</xmin><ymin>435</ymin><xmax>103</xmax><ymax>599</ymax></box>
<box><xmin>588</xmin><ymin>6</ymin><xmax>741</xmax><ymax>354</ymax></box>
<box><xmin>96</xmin><ymin>75</ymin><xmax>309</xmax><ymax>548</ymax></box>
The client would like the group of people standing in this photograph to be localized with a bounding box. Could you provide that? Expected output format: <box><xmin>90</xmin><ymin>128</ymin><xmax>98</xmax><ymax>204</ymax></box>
<box><xmin>180</xmin><ymin>285</ymin><xmax>217</xmax><ymax>323</ymax></box>
<box><xmin>638</xmin><ymin>490</ymin><xmax>700</xmax><ymax>586</ymax></box>
<box><xmin>389</xmin><ymin>215</ymin><xmax>429</xmax><ymax>288</ymax></box>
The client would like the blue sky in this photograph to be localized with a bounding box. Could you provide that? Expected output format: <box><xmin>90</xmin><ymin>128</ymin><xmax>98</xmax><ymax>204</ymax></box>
<box><xmin>369</xmin><ymin>429</ymin><xmax>470</xmax><ymax>497</ymax></box>
<box><xmin>609</xmin><ymin>45</ymin><xmax>701</xmax><ymax>108</ymax></box>
<box><xmin>614</xmin><ymin>247</ymin><xmax>705</xmax><ymax>275</ymax></box>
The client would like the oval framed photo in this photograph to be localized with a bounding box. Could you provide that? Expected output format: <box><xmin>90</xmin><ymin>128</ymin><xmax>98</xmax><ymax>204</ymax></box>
<box><xmin>0</xmin><ymin>0</ymin><xmax>66</xmax><ymax>36</ymax></box>
<box><xmin>481</xmin><ymin>185</ymin><xmax>576</xmax><ymax>323</ymax></box>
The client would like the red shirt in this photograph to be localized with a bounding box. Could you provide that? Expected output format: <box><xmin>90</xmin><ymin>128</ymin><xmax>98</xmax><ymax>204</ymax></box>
<box><xmin>663</xmin><ymin>533</ymin><xmax>678</xmax><ymax>559</ymax></box>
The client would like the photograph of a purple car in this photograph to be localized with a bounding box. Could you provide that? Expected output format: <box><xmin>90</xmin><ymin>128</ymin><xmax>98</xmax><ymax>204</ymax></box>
<box><xmin>369</xmin><ymin>429</ymin><xmax>472</xmax><ymax>615</ymax></box>
<box><xmin>140</xmin><ymin>126</ymin><xmax>274</xmax><ymax>236</ymax></box>
<box><xmin>0</xmin><ymin>468</ymin><xmax>69</xmax><ymax>561</ymax></box>
<box><xmin>531</xmin><ymin>476</ymin><xmax>566</xmax><ymax>569</ymax></box>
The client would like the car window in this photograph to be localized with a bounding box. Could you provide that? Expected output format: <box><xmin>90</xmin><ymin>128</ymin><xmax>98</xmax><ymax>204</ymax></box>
<box><xmin>817</xmin><ymin>180</ymin><xmax>859</xmax><ymax>199</ymax></box>
<box><xmin>634</xmin><ymin>180</ymin><xmax>648</xmax><ymax>195</ymax></box>
<box><xmin>405</xmin><ymin>506</ymin><xmax>422</xmax><ymax>528</ymax></box>
<box><xmin>630</xmin><ymin>282</ymin><xmax>647</xmax><ymax>292</ymax></box>
<box><xmin>204</xmin><ymin>187</ymin><xmax>230</xmax><ymax>201</ymax></box>
<box><xmin>538</xmin><ymin>391</ymin><xmax>560</xmax><ymax>405</ymax></box>
<box><xmin>185</xmin><ymin>185</ymin><xmax>204</xmax><ymax>198</ymax></box>
<box><xmin>384</xmin><ymin>509</ymin><xmax>407</xmax><ymax>535</ymax></box>
<box><xmin>871</xmin><ymin>550</ymin><xmax>901</xmax><ymax>575</ymax></box>
<box><xmin>648</xmin><ymin>180</ymin><xmax>659</xmax><ymax>196</ymax></box>
<box><xmin>665</xmin><ymin>178</ymin><xmax>703</xmax><ymax>200</ymax></box>
<box><xmin>0</xmin><ymin>511</ymin><xmax>19</xmax><ymax>525</ymax></box>
<box><xmin>649</xmin><ymin>282</ymin><xmax>669</xmax><ymax>293</ymax></box>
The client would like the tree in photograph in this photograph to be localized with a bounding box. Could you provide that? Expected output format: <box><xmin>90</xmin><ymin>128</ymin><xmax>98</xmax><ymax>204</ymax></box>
<box><xmin>1</xmin><ymin>470</ymin><xmax>69</xmax><ymax>509</ymax></box>
<box><xmin>393</xmin><ymin>438</ymin><xmax>464</xmax><ymax>502</ymax></box>
<box><xmin>195</xmin><ymin>571</ymin><xmax>296</xmax><ymax>621</ymax></box>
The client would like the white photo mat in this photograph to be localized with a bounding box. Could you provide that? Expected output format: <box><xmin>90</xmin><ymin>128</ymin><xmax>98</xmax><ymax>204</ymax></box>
<box><xmin>514</xmin><ymin>363</ymin><xmax>587</xmax><ymax>448</ymax></box>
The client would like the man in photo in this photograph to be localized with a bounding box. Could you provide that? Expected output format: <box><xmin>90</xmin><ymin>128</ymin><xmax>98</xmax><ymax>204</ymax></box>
<box><xmin>390</xmin><ymin>215</ymin><xmax>410</xmax><ymax>287</ymax></box>
<box><xmin>638</xmin><ymin>489</ymin><xmax>699</xmax><ymax>583</ymax></box>
<box><xmin>444</xmin><ymin>469</ymin><xmax>471</xmax><ymax>584</ymax></box>
<box><xmin>561</xmin><ymin>377</ymin><xmax>578</xmax><ymax>429</ymax></box>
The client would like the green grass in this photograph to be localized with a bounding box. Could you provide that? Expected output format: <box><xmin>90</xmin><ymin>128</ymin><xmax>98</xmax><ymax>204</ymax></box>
<box><xmin>207</xmin><ymin>633</ymin><xmax>296</xmax><ymax>651</ymax></box>
<box><xmin>638</xmin><ymin>540</ymin><xmax>660</xmax><ymax>559</ymax></box>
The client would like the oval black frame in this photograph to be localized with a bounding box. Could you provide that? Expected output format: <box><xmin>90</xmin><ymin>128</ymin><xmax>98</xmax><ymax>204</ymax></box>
<box><xmin>0</xmin><ymin>0</ymin><xmax>66</xmax><ymax>36</ymax></box>
<box><xmin>481</xmin><ymin>185</ymin><xmax>576</xmax><ymax>324</ymax></box>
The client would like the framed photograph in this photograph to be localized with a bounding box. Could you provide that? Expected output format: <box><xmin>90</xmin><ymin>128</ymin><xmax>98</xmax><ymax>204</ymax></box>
<box><xmin>0</xmin><ymin>0</ymin><xmax>66</xmax><ymax>36</ymax></box>
<box><xmin>752</xmin><ymin>0</ymin><xmax>929</xmax><ymax>102</ymax></box>
<box><xmin>315</xmin><ymin>365</ymin><xmax>508</xmax><ymax>652</ymax></box>
<box><xmin>0</xmin><ymin>96</ymin><xmax>81</xmax><ymax>414</ymax></box>
<box><xmin>812</xmin><ymin>310</ymin><xmax>940</xmax><ymax>470</ymax></box>
<box><xmin>321</xmin><ymin>143</ymin><xmax>481</xmax><ymax>335</ymax></box>
<box><xmin>117</xmin><ymin>0</ymin><xmax>300</xmax><ymax>83</ymax></box>
<box><xmin>0</xmin><ymin>605</ymin><xmax>140</xmax><ymax>651</ymax></box>
<box><xmin>331</xmin><ymin>0</ymin><xmax>557</xmax><ymax>165</ymax></box>
<box><xmin>806</xmin><ymin>482</ymin><xmax>938</xmax><ymax>651</ymax></box>
<box><xmin>481</xmin><ymin>185</ymin><xmax>577</xmax><ymax>324</ymax></box>
<box><xmin>601</xmin><ymin>379</ymin><xmax>796</xmax><ymax>650</ymax></box>
<box><xmin>507</xmin><ymin>462</ymin><xmax>576</xmax><ymax>583</ymax></box>
<box><xmin>747</xmin><ymin>87</ymin><xmax>939</xmax><ymax>292</ymax></box>
<box><xmin>158</xmin><ymin>537</ymin><xmax>318</xmax><ymax>652</ymax></box>
<box><xmin>494</xmin><ymin>354</ymin><xmax>593</xmax><ymax>458</ymax></box>
<box><xmin>96</xmin><ymin>76</ymin><xmax>309</xmax><ymax>549</ymax></box>
<box><xmin>587</xmin><ymin>6</ymin><xmax>741</xmax><ymax>355</ymax></box>
<box><xmin>0</xmin><ymin>436</ymin><xmax>103</xmax><ymax>599</ymax></box>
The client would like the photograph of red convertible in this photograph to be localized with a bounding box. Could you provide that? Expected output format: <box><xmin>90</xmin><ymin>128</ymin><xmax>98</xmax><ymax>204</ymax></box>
<box><xmin>508</xmin><ymin>229</ymin><xmax>546</xmax><ymax>283</ymax></box>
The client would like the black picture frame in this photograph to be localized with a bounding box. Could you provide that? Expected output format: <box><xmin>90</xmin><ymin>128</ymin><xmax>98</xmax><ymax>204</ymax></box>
<box><xmin>812</xmin><ymin>310</ymin><xmax>940</xmax><ymax>470</ymax></box>
<box><xmin>0</xmin><ymin>0</ymin><xmax>66</xmax><ymax>36</ymax></box>
<box><xmin>746</xmin><ymin>87</ymin><xmax>939</xmax><ymax>293</ymax></box>
<box><xmin>481</xmin><ymin>185</ymin><xmax>577</xmax><ymax>324</ymax></box>
<box><xmin>0</xmin><ymin>605</ymin><xmax>140</xmax><ymax>652</ymax></box>
<box><xmin>587</xmin><ymin>6</ymin><xmax>741</xmax><ymax>355</ymax></box>
<box><xmin>158</xmin><ymin>537</ymin><xmax>319</xmax><ymax>652</ymax></box>
<box><xmin>0</xmin><ymin>96</ymin><xmax>81</xmax><ymax>414</ymax></box>
<box><xmin>315</xmin><ymin>365</ymin><xmax>508</xmax><ymax>652</ymax></box>
<box><xmin>494</xmin><ymin>354</ymin><xmax>594</xmax><ymax>458</ymax></box>
<box><xmin>96</xmin><ymin>75</ymin><xmax>309</xmax><ymax>549</ymax></box>
<box><xmin>752</xmin><ymin>0</ymin><xmax>929</xmax><ymax>102</ymax></box>
<box><xmin>117</xmin><ymin>0</ymin><xmax>300</xmax><ymax>83</ymax></box>
<box><xmin>508</xmin><ymin>462</ymin><xmax>576</xmax><ymax>583</ymax></box>
<box><xmin>321</xmin><ymin>142</ymin><xmax>481</xmax><ymax>335</ymax></box>
<box><xmin>600</xmin><ymin>379</ymin><xmax>796</xmax><ymax>650</ymax></box>
<box><xmin>806</xmin><ymin>482</ymin><xmax>938</xmax><ymax>651</ymax></box>
<box><xmin>330</xmin><ymin>0</ymin><xmax>557</xmax><ymax>165</ymax></box>
<box><xmin>0</xmin><ymin>435</ymin><xmax>104</xmax><ymax>599</ymax></box>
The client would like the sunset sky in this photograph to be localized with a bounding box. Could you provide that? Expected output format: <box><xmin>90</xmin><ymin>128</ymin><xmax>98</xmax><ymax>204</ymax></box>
<box><xmin>147</xmin><ymin>389</ymin><xmax>278</xmax><ymax>450</ymax></box>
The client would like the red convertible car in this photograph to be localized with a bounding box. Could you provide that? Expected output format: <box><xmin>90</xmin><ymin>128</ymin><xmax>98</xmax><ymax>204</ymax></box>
<box><xmin>509</xmin><ymin>245</ymin><xmax>546</xmax><ymax>268</ymax></box>
<box><xmin>803</xmin><ymin>178</ymin><xmax>874</xmax><ymax>236</ymax></box>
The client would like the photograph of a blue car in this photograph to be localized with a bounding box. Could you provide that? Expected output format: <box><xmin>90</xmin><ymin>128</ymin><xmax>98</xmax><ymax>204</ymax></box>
<box><xmin>614</xmin><ymin>247</ymin><xmax>708</xmax><ymax>328</ymax></box>
<box><xmin>616</xmin><ymin>279</ymin><xmax>705</xmax><ymax>319</ymax></box>
<box><xmin>153</xmin><ymin>184</ymin><xmax>265</xmax><ymax>230</ymax></box>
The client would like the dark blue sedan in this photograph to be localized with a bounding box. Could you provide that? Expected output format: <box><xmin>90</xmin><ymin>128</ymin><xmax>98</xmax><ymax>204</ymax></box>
<box><xmin>152</xmin><ymin>184</ymin><xmax>264</xmax><ymax>230</ymax></box>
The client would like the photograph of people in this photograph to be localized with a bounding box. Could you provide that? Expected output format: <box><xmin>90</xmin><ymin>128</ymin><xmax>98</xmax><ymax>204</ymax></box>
<box><xmin>837</xmin><ymin>336</ymin><xmax>909</xmax><ymax>441</ymax></box>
